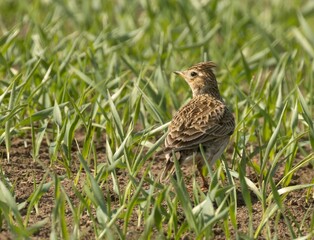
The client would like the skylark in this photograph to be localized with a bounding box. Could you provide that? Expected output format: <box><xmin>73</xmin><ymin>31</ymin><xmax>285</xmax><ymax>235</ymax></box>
<box><xmin>161</xmin><ymin>61</ymin><xmax>235</xmax><ymax>189</ymax></box>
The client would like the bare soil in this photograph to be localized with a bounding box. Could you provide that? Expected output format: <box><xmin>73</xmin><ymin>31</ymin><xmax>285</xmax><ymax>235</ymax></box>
<box><xmin>0</xmin><ymin>133</ymin><xmax>313</xmax><ymax>239</ymax></box>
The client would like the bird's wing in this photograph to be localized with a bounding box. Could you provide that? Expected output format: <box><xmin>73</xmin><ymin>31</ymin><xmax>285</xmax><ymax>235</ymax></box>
<box><xmin>164</xmin><ymin>96</ymin><xmax>234</xmax><ymax>153</ymax></box>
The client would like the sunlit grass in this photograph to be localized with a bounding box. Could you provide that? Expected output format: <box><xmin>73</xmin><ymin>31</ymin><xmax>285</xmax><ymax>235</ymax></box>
<box><xmin>0</xmin><ymin>0</ymin><xmax>314</xmax><ymax>239</ymax></box>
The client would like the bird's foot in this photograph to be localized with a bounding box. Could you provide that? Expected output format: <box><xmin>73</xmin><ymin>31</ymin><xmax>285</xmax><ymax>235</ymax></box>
<box><xmin>201</xmin><ymin>182</ymin><xmax>209</xmax><ymax>192</ymax></box>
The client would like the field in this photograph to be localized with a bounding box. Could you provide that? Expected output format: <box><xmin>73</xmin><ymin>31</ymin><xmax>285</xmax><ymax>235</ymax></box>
<box><xmin>0</xmin><ymin>0</ymin><xmax>314</xmax><ymax>239</ymax></box>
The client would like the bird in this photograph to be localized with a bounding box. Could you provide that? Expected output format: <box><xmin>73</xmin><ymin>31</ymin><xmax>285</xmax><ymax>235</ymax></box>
<box><xmin>161</xmin><ymin>61</ymin><xmax>235</xmax><ymax>189</ymax></box>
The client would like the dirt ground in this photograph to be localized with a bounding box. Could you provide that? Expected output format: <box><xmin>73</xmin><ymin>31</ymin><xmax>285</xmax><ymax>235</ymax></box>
<box><xmin>0</xmin><ymin>133</ymin><xmax>313</xmax><ymax>239</ymax></box>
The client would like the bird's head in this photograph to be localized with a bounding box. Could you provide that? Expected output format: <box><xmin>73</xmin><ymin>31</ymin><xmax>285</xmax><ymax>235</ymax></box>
<box><xmin>174</xmin><ymin>61</ymin><xmax>220</xmax><ymax>97</ymax></box>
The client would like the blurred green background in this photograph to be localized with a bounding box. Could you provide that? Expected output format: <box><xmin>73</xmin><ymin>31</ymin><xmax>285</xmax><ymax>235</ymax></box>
<box><xmin>0</xmin><ymin>0</ymin><xmax>313</xmax><ymax>239</ymax></box>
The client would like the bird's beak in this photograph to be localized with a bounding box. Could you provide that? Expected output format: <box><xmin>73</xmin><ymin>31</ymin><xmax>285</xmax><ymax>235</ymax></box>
<box><xmin>173</xmin><ymin>71</ymin><xmax>184</xmax><ymax>77</ymax></box>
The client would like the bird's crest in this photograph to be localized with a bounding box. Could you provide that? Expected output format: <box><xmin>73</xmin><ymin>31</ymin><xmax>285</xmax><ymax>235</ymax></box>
<box><xmin>188</xmin><ymin>61</ymin><xmax>216</xmax><ymax>73</ymax></box>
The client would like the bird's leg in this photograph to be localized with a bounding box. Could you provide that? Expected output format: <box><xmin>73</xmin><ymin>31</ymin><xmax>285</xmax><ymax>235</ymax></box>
<box><xmin>197</xmin><ymin>164</ymin><xmax>209</xmax><ymax>191</ymax></box>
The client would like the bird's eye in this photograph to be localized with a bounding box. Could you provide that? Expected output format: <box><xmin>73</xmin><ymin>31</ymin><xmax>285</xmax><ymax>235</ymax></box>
<box><xmin>190</xmin><ymin>71</ymin><xmax>197</xmax><ymax>77</ymax></box>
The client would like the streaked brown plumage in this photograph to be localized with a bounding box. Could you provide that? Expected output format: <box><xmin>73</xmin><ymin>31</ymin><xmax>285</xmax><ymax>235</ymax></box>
<box><xmin>161</xmin><ymin>61</ymin><xmax>235</xmax><ymax>189</ymax></box>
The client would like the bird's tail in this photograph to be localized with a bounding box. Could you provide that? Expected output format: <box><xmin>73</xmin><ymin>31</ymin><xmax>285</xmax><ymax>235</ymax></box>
<box><xmin>159</xmin><ymin>160</ymin><xmax>175</xmax><ymax>183</ymax></box>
